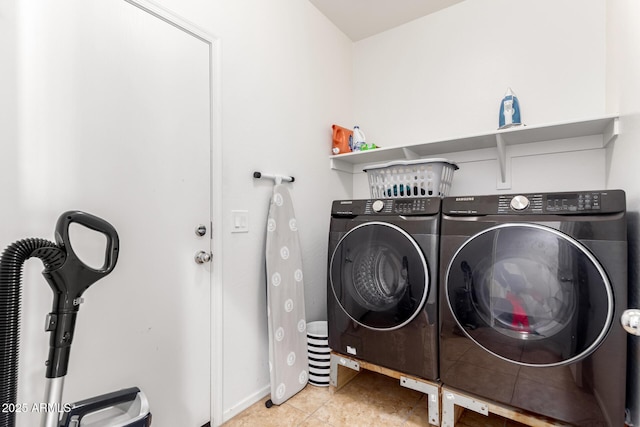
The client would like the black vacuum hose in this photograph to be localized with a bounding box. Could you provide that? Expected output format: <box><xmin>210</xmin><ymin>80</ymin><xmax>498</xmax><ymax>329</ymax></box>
<box><xmin>0</xmin><ymin>238</ymin><xmax>65</xmax><ymax>427</ymax></box>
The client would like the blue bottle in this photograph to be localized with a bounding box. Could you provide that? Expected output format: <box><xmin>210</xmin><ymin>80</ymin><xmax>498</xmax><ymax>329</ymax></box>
<box><xmin>499</xmin><ymin>88</ymin><xmax>522</xmax><ymax>129</ymax></box>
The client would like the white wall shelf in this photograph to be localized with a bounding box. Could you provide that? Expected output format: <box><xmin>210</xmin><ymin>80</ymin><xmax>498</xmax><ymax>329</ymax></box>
<box><xmin>330</xmin><ymin>115</ymin><xmax>620</xmax><ymax>188</ymax></box>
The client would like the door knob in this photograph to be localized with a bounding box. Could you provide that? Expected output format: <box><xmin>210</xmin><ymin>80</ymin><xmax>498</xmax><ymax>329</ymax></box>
<box><xmin>621</xmin><ymin>309</ymin><xmax>640</xmax><ymax>336</ymax></box>
<box><xmin>194</xmin><ymin>251</ymin><xmax>211</xmax><ymax>264</ymax></box>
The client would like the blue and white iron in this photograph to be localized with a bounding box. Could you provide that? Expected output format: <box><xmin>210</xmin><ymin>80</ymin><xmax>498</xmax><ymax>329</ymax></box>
<box><xmin>498</xmin><ymin>87</ymin><xmax>522</xmax><ymax>129</ymax></box>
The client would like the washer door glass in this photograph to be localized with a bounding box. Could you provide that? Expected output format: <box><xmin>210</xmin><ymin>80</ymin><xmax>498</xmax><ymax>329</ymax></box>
<box><xmin>446</xmin><ymin>223</ymin><xmax>613</xmax><ymax>367</ymax></box>
<box><xmin>330</xmin><ymin>222</ymin><xmax>429</xmax><ymax>330</ymax></box>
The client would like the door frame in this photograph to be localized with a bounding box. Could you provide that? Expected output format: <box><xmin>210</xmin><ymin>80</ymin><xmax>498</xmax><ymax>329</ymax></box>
<box><xmin>124</xmin><ymin>0</ymin><xmax>223</xmax><ymax>424</ymax></box>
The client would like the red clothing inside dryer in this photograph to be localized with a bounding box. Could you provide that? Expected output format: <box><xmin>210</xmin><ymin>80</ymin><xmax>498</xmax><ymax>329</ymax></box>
<box><xmin>506</xmin><ymin>291</ymin><xmax>529</xmax><ymax>330</ymax></box>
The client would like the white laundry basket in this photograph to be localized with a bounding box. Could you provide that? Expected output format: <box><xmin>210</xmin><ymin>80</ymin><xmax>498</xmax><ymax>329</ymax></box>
<box><xmin>364</xmin><ymin>158</ymin><xmax>458</xmax><ymax>198</ymax></box>
<box><xmin>306</xmin><ymin>321</ymin><xmax>330</xmax><ymax>387</ymax></box>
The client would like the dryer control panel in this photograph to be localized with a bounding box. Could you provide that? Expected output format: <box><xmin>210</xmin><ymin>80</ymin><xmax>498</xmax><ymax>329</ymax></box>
<box><xmin>444</xmin><ymin>190</ymin><xmax>625</xmax><ymax>215</ymax></box>
<box><xmin>545</xmin><ymin>192</ymin><xmax>601</xmax><ymax>212</ymax></box>
<box><xmin>331</xmin><ymin>198</ymin><xmax>440</xmax><ymax>217</ymax></box>
<box><xmin>497</xmin><ymin>192</ymin><xmax>602</xmax><ymax>214</ymax></box>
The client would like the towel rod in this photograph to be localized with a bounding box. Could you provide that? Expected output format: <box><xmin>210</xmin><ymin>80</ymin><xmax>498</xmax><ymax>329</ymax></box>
<box><xmin>253</xmin><ymin>171</ymin><xmax>295</xmax><ymax>184</ymax></box>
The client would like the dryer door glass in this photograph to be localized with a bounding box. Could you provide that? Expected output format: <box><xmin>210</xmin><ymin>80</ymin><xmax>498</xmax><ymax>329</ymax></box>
<box><xmin>446</xmin><ymin>223</ymin><xmax>613</xmax><ymax>367</ymax></box>
<box><xmin>330</xmin><ymin>222</ymin><xmax>428</xmax><ymax>330</ymax></box>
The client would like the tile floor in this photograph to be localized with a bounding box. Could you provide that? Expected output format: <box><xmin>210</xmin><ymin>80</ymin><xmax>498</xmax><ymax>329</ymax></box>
<box><xmin>222</xmin><ymin>370</ymin><xmax>529</xmax><ymax>427</ymax></box>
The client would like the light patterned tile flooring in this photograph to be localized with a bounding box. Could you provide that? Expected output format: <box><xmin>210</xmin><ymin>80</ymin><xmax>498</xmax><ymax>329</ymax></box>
<box><xmin>222</xmin><ymin>370</ymin><xmax>528</xmax><ymax>427</ymax></box>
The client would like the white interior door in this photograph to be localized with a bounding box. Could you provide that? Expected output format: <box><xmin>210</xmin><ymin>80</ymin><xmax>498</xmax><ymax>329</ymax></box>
<box><xmin>10</xmin><ymin>1</ymin><xmax>217</xmax><ymax>426</ymax></box>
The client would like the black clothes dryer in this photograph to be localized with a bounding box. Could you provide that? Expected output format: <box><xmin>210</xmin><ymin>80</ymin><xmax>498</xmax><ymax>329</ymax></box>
<box><xmin>328</xmin><ymin>198</ymin><xmax>440</xmax><ymax>381</ymax></box>
<box><xmin>440</xmin><ymin>190</ymin><xmax>627</xmax><ymax>426</ymax></box>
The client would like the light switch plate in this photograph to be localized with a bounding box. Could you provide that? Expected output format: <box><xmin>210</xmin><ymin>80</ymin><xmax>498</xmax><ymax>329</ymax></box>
<box><xmin>231</xmin><ymin>210</ymin><xmax>249</xmax><ymax>233</ymax></box>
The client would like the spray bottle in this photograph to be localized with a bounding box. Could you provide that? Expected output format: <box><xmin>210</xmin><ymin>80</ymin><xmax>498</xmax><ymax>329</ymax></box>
<box><xmin>498</xmin><ymin>87</ymin><xmax>522</xmax><ymax>129</ymax></box>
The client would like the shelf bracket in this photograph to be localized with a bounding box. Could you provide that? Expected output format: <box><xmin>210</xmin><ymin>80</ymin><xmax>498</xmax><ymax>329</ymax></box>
<box><xmin>603</xmin><ymin>116</ymin><xmax>620</xmax><ymax>146</ymax></box>
<box><xmin>402</xmin><ymin>148</ymin><xmax>419</xmax><ymax>160</ymax></box>
<box><xmin>495</xmin><ymin>134</ymin><xmax>511</xmax><ymax>189</ymax></box>
<box><xmin>496</xmin><ymin>133</ymin><xmax>506</xmax><ymax>183</ymax></box>
<box><xmin>330</xmin><ymin>157</ymin><xmax>354</xmax><ymax>173</ymax></box>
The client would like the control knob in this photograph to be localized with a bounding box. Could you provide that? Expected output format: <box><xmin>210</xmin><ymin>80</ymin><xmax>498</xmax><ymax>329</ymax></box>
<box><xmin>510</xmin><ymin>195</ymin><xmax>530</xmax><ymax>211</ymax></box>
<box><xmin>372</xmin><ymin>200</ymin><xmax>385</xmax><ymax>212</ymax></box>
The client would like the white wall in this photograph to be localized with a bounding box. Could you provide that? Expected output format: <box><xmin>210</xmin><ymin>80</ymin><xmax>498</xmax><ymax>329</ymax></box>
<box><xmin>214</xmin><ymin>1</ymin><xmax>353</xmax><ymax>419</ymax></box>
<box><xmin>0</xmin><ymin>0</ymin><xmax>21</xmax><ymax>235</ymax></box>
<box><xmin>352</xmin><ymin>0</ymin><xmax>608</xmax><ymax>198</ymax></box>
<box><xmin>605</xmin><ymin>0</ymin><xmax>640</xmax><ymax>424</ymax></box>
<box><xmin>354</xmin><ymin>0</ymin><xmax>606</xmax><ymax>147</ymax></box>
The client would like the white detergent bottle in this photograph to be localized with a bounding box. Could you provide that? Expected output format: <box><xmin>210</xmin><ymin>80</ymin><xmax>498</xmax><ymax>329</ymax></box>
<box><xmin>352</xmin><ymin>126</ymin><xmax>366</xmax><ymax>151</ymax></box>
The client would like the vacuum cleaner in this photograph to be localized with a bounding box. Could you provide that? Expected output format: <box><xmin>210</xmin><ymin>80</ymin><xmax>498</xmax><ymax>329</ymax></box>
<box><xmin>0</xmin><ymin>211</ymin><xmax>152</xmax><ymax>427</ymax></box>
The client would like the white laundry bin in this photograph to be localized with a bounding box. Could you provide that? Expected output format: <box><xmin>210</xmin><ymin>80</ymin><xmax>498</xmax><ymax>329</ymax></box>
<box><xmin>306</xmin><ymin>321</ymin><xmax>330</xmax><ymax>387</ymax></box>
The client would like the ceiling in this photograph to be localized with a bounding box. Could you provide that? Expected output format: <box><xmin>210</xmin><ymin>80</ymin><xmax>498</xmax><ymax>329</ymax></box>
<box><xmin>308</xmin><ymin>0</ymin><xmax>465</xmax><ymax>41</ymax></box>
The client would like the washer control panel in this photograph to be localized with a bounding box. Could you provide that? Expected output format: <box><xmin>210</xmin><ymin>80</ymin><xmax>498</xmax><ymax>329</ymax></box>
<box><xmin>331</xmin><ymin>198</ymin><xmax>440</xmax><ymax>217</ymax></box>
<box><xmin>389</xmin><ymin>199</ymin><xmax>429</xmax><ymax>215</ymax></box>
<box><xmin>365</xmin><ymin>199</ymin><xmax>431</xmax><ymax>214</ymax></box>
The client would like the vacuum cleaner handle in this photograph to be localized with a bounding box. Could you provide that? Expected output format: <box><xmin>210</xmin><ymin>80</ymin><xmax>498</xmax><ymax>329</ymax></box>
<box><xmin>45</xmin><ymin>210</ymin><xmax>120</xmax><ymax>307</ymax></box>
<box><xmin>55</xmin><ymin>210</ymin><xmax>119</xmax><ymax>274</ymax></box>
<box><xmin>42</xmin><ymin>211</ymin><xmax>120</xmax><ymax>379</ymax></box>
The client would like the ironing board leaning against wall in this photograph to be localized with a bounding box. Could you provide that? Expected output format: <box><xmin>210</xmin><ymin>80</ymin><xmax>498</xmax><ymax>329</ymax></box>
<box><xmin>263</xmin><ymin>175</ymin><xmax>308</xmax><ymax>406</ymax></box>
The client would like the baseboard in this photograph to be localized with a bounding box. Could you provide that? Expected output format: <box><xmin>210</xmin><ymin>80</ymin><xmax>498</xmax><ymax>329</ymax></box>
<box><xmin>222</xmin><ymin>384</ymin><xmax>271</xmax><ymax>424</ymax></box>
